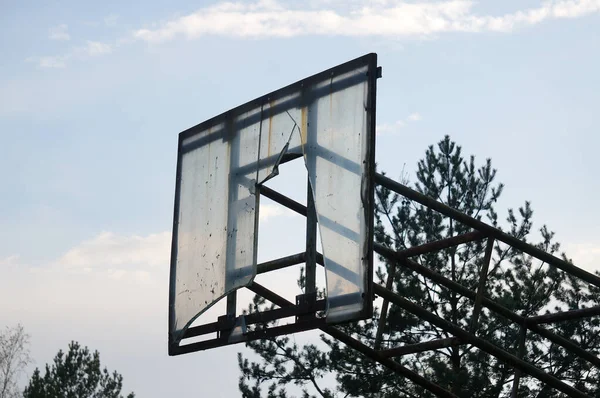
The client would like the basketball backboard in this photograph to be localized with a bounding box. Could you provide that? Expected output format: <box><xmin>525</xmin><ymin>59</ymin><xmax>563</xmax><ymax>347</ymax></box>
<box><xmin>165</xmin><ymin>52</ymin><xmax>600</xmax><ymax>398</ymax></box>
<box><xmin>169</xmin><ymin>53</ymin><xmax>379</xmax><ymax>354</ymax></box>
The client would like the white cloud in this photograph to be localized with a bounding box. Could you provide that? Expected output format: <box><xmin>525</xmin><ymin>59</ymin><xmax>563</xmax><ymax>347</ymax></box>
<box><xmin>376</xmin><ymin>120</ymin><xmax>405</xmax><ymax>136</ymax></box>
<box><xmin>1</xmin><ymin>232</ymin><xmax>170</xmax><ymax>289</ymax></box>
<box><xmin>49</xmin><ymin>24</ymin><xmax>70</xmax><ymax>41</ymax></box>
<box><xmin>0</xmin><ymin>234</ymin><xmax>169</xmax><ymax>338</ymax></box>
<box><xmin>407</xmin><ymin>112</ymin><xmax>422</xmax><ymax>121</ymax></box>
<box><xmin>26</xmin><ymin>0</ymin><xmax>600</xmax><ymax>70</ymax></box>
<box><xmin>85</xmin><ymin>41</ymin><xmax>112</xmax><ymax>56</ymax></box>
<box><xmin>377</xmin><ymin>112</ymin><xmax>422</xmax><ymax>135</ymax></box>
<box><xmin>56</xmin><ymin>231</ymin><xmax>170</xmax><ymax>270</ymax></box>
<box><xmin>25</xmin><ymin>41</ymin><xmax>111</xmax><ymax>70</ymax></box>
<box><xmin>259</xmin><ymin>203</ymin><xmax>286</xmax><ymax>221</ymax></box>
<box><xmin>26</xmin><ymin>55</ymin><xmax>68</xmax><ymax>69</ymax></box>
<box><xmin>0</xmin><ymin>255</ymin><xmax>20</xmax><ymax>267</ymax></box>
<box><xmin>133</xmin><ymin>0</ymin><xmax>600</xmax><ymax>42</ymax></box>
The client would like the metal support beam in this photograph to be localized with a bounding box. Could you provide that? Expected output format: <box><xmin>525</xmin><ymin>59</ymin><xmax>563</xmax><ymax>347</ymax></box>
<box><xmin>324</xmin><ymin>327</ymin><xmax>458</xmax><ymax>398</ymax></box>
<box><xmin>510</xmin><ymin>325</ymin><xmax>527</xmax><ymax>398</ymax></box>
<box><xmin>397</xmin><ymin>231</ymin><xmax>485</xmax><ymax>258</ymax></box>
<box><xmin>260</xmin><ymin>185</ymin><xmax>307</xmax><ymax>217</ymax></box>
<box><xmin>374</xmin><ymin>232</ymin><xmax>485</xmax><ymax>351</ymax></box>
<box><xmin>305</xmin><ymin>180</ymin><xmax>317</xmax><ymax>295</ymax></box>
<box><xmin>470</xmin><ymin>237</ymin><xmax>494</xmax><ymax>333</ymax></box>
<box><xmin>526</xmin><ymin>305</ymin><xmax>600</xmax><ymax>325</ymax></box>
<box><xmin>380</xmin><ymin>337</ymin><xmax>460</xmax><ymax>358</ymax></box>
<box><xmin>226</xmin><ymin>293</ymin><xmax>237</xmax><ymax>320</ymax></box>
<box><xmin>374</xmin><ymin>172</ymin><xmax>600</xmax><ymax>289</ymax></box>
<box><xmin>374</xmin><ymin>260</ymin><xmax>396</xmax><ymax>350</ymax></box>
<box><xmin>374</xmin><ymin>242</ymin><xmax>600</xmax><ymax>368</ymax></box>
<box><xmin>249</xmin><ymin>281</ymin><xmax>458</xmax><ymax>398</ymax></box>
<box><xmin>375</xmin><ymin>243</ymin><xmax>523</xmax><ymax>324</ymax></box>
<box><xmin>257</xmin><ymin>252</ymin><xmax>306</xmax><ymax>274</ymax></box>
<box><xmin>173</xmin><ymin>318</ymin><xmax>325</xmax><ymax>355</ymax></box>
<box><xmin>373</xmin><ymin>283</ymin><xmax>590</xmax><ymax>398</ymax></box>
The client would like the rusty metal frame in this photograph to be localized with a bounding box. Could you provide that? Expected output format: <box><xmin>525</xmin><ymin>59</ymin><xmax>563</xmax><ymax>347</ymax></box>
<box><xmin>169</xmin><ymin>56</ymin><xmax>599</xmax><ymax>397</ymax></box>
<box><xmin>370</xmin><ymin>172</ymin><xmax>600</xmax><ymax>397</ymax></box>
<box><xmin>173</xmin><ymin>171</ymin><xmax>599</xmax><ymax>397</ymax></box>
<box><xmin>169</xmin><ymin>53</ymin><xmax>379</xmax><ymax>356</ymax></box>
<box><xmin>174</xmin><ymin>170</ymin><xmax>600</xmax><ymax>397</ymax></box>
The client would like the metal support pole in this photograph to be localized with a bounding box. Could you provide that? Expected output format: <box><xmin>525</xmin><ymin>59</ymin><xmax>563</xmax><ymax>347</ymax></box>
<box><xmin>305</xmin><ymin>179</ymin><xmax>317</xmax><ymax>295</ymax></box>
<box><xmin>260</xmin><ymin>185</ymin><xmax>307</xmax><ymax>217</ymax></box>
<box><xmin>226</xmin><ymin>293</ymin><xmax>237</xmax><ymax>319</ymax></box>
<box><xmin>374</xmin><ymin>259</ymin><xmax>396</xmax><ymax>350</ymax></box>
<box><xmin>470</xmin><ymin>237</ymin><xmax>494</xmax><ymax>333</ymax></box>
<box><xmin>398</xmin><ymin>231</ymin><xmax>485</xmax><ymax>258</ymax></box>
<box><xmin>257</xmin><ymin>252</ymin><xmax>306</xmax><ymax>274</ymax></box>
<box><xmin>511</xmin><ymin>325</ymin><xmax>527</xmax><ymax>398</ymax></box>
<box><xmin>380</xmin><ymin>337</ymin><xmax>460</xmax><ymax>358</ymax></box>
<box><xmin>526</xmin><ymin>305</ymin><xmax>600</xmax><ymax>325</ymax></box>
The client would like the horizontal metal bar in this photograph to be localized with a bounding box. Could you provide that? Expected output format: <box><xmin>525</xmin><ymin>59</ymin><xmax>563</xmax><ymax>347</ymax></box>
<box><xmin>374</xmin><ymin>172</ymin><xmax>600</xmax><ymax>290</ymax></box>
<box><xmin>251</xmin><ymin>282</ymin><xmax>457</xmax><ymax>397</ymax></box>
<box><xmin>527</xmin><ymin>305</ymin><xmax>600</xmax><ymax>325</ymax></box>
<box><xmin>173</xmin><ymin>318</ymin><xmax>326</xmax><ymax>355</ymax></box>
<box><xmin>528</xmin><ymin>323</ymin><xmax>600</xmax><ymax>368</ymax></box>
<box><xmin>236</xmin><ymin>150</ymin><xmax>303</xmax><ymax>178</ymax></box>
<box><xmin>182</xmin><ymin>297</ymin><xmax>326</xmax><ymax>340</ymax></box>
<box><xmin>180</xmin><ymin>53</ymin><xmax>375</xmax><ymax>146</ymax></box>
<box><xmin>373</xmin><ymin>284</ymin><xmax>590</xmax><ymax>398</ymax></box>
<box><xmin>397</xmin><ymin>231</ymin><xmax>486</xmax><ymax>258</ymax></box>
<box><xmin>375</xmin><ymin>242</ymin><xmax>600</xmax><ymax>368</ymax></box>
<box><xmin>316</xmin><ymin>252</ymin><xmax>324</xmax><ymax>266</ymax></box>
<box><xmin>258</xmin><ymin>188</ymin><xmax>361</xmax><ymax>247</ymax></box>
<box><xmin>259</xmin><ymin>186</ymin><xmax>307</xmax><ymax>217</ymax></box>
<box><xmin>374</xmin><ymin>243</ymin><xmax>524</xmax><ymax>324</ymax></box>
<box><xmin>182</xmin><ymin>319</ymin><xmax>229</xmax><ymax>339</ymax></box>
<box><xmin>324</xmin><ymin>327</ymin><xmax>458</xmax><ymax>398</ymax></box>
<box><xmin>380</xmin><ymin>337</ymin><xmax>460</xmax><ymax>358</ymax></box>
<box><xmin>257</xmin><ymin>252</ymin><xmax>306</xmax><ymax>274</ymax></box>
<box><xmin>245</xmin><ymin>299</ymin><xmax>325</xmax><ymax>325</ymax></box>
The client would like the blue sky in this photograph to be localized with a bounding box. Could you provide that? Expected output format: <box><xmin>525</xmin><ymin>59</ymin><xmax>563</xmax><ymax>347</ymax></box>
<box><xmin>1</xmin><ymin>1</ymin><xmax>599</xmax><ymax>396</ymax></box>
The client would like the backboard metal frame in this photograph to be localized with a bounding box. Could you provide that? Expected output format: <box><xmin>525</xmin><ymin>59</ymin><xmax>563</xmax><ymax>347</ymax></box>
<box><xmin>169</xmin><ymin>53</ymin><xmax>380</xmax><ymax>355</ymax></box>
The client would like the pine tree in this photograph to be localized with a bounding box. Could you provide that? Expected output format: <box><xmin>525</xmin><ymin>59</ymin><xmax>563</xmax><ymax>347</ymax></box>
<box><xmin>238</xmin><ymin>136</ymin><xmax>600</xmax><ymax>397</ymax></box>
<box><xmin>23</xmin><ymin>341</ymin><xmax>135</xmax><ymax>398</ymax></box>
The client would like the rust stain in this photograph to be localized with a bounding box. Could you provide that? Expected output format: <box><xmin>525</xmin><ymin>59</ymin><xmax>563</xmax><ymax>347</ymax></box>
<box><xmin>301</xmin><ymin>107</ymin><xmax>308</xmax><ymax>148</ymax></box>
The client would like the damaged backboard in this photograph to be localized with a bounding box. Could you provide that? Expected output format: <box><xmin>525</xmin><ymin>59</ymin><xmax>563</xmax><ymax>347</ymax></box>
<box><xmin>169</xmin><ymin>53</ymin><xmax>378</xmax><ymax>352</ymax></box>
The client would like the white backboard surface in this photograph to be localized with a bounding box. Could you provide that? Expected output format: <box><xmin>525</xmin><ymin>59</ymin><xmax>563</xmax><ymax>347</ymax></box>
<box><xmin>170</xmin><ymin>53</ymin><xmax>377</xmax><ymax>345</ymax></box>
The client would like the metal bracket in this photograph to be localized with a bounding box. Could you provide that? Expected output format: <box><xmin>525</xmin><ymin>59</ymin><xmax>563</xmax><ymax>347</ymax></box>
<box><xmin>296</xmin><ymin>292</ymin><xmax>318</xmax><ymax>323</ymax></box>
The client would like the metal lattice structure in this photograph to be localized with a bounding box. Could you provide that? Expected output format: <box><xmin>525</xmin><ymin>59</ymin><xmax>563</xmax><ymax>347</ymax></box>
<box><xmin>169</xmin><ymin>54</ymin><xmax>600</xmax><ymax>397</ymax></box>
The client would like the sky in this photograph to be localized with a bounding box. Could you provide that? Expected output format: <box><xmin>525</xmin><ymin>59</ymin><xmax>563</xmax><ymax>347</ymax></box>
<box><xmin>1</xmin><ymin>0</ymin><xmax>599</xmax><ymax>396</ymax></box>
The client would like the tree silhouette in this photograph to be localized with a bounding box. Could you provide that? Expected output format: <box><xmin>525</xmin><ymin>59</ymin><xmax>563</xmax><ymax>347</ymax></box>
<box><xmin>238</xmin><ymin>136</ymin><xmax>600</xmax><ymax>397</ymax></box>
<box><xmin>24</xmin><ymin>341</ymin><xmax>135</xmax><ymax>398</ymax></box>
